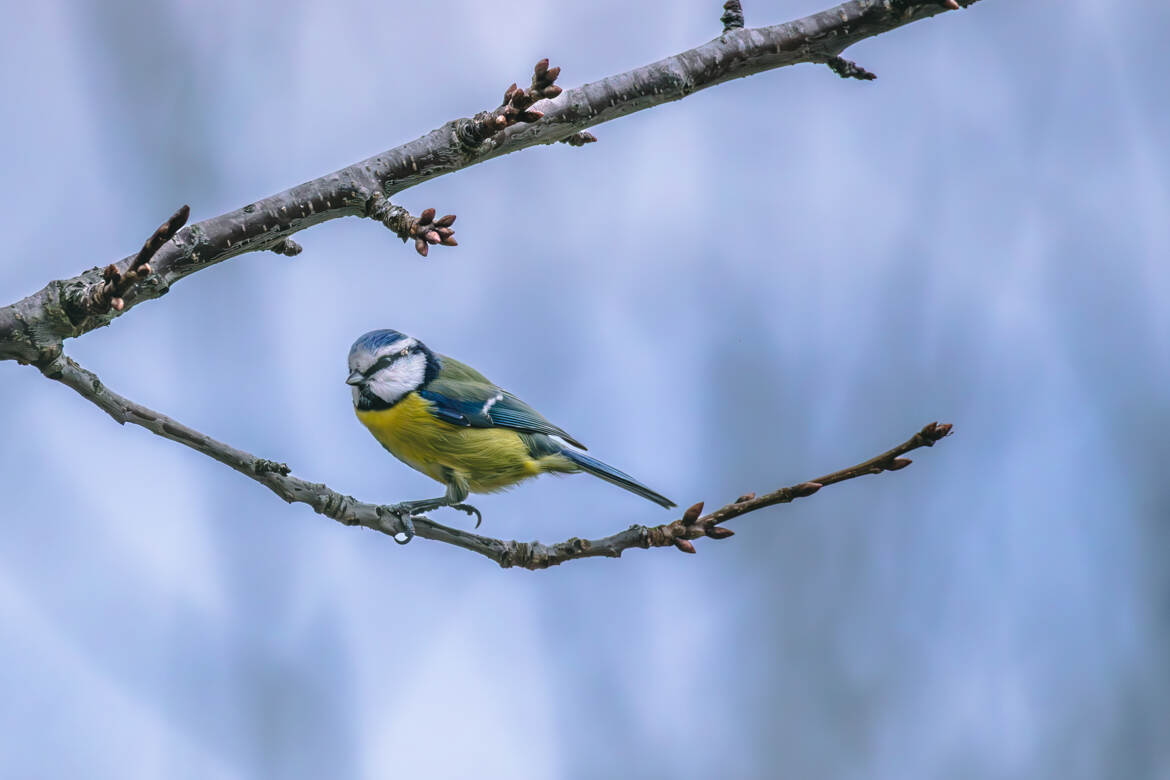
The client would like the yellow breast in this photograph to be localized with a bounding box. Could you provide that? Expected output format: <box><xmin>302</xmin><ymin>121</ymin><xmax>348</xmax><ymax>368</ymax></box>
<box><xmin>355</xmin><ymin>392</ymin><xmax>547</xmax><ymax>493</ymax></box>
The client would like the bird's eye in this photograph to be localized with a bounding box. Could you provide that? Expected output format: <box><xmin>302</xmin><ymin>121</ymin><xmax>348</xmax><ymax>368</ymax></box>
<box><xmin>400</xmin><ymin>348</ymin><xmax>409</xmax><ymax>357</ymax></box>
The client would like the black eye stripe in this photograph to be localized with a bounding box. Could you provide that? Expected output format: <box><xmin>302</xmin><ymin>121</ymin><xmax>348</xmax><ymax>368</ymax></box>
<box><xmin>364</xmin><ymin>346</ymin><xmax>415</xmax><ymax>377</ymax></box>
<box><xmin>365</xmin><ymin>355</ymin><xmax>396</xmax><ymax>376</ymax></box>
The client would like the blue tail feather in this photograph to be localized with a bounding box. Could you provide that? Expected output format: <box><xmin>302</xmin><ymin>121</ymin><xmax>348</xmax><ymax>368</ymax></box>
<box><xmin>560</xmin><ymin>449</ymin><xmax>676</xmax><ymax>509</ymax></box>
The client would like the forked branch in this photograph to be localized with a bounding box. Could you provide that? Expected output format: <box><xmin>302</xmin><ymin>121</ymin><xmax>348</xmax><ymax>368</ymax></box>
<box><xmin>39</xmin><ymin>354</ymin><xmax>952</xmax><ymax>571</ymax></box>
<box><xmin>6</xmin><ymin>0</ymin><xmax>974</xmax><ymax>564</ymax></box>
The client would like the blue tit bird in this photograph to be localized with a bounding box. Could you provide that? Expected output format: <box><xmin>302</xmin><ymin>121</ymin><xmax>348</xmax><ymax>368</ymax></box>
<box><xmin>346</xmin><ymin>329</ymin><xmax>675</xmax><ymax>542</ymax></box>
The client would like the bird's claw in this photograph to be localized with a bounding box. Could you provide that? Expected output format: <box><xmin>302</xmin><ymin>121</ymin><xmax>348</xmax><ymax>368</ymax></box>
<box><xmin>380</xmin><ymin>504</ymin><xmax>418</xmax><ymax>544</ymax></box>
<box><xmin>451</xmin><ymin>503</ymin><xmax>483</xmax><ymax>528</ymax></box>
<box><xmin>393</xmin><ymin>512</ymin><xmax>416</xmax><ymax>544</ymax></box>
<box><xmin>378</xmin><ymin>499</ymin><xmax>480</xmax><ymax>540</ymax></box>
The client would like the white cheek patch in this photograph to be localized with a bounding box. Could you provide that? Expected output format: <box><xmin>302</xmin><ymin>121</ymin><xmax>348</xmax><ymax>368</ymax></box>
<box><xmin>366</xmin><ymin>352</ymin><xmax>427</xmax><ymax>405</ymax></box>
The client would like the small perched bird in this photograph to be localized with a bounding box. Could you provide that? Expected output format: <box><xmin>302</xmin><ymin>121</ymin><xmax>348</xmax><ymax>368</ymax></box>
<box><xmin>347</xmin><ymin>329</ymin><xmax>674</xmax><ymax>542</ymax></box>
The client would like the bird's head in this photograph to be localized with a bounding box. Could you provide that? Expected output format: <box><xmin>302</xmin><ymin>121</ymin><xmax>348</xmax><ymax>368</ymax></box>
<box><xmin>346</xmin><ymin>329</ymin><xmax>439</xmax><ymax>410</ymax></box>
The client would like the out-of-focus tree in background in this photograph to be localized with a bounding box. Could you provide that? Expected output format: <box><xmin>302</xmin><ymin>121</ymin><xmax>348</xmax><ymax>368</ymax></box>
<box><xmin>1</xmin><ymin>1</ymin><xmax>1166</xmax><ymax>777</ymax></box>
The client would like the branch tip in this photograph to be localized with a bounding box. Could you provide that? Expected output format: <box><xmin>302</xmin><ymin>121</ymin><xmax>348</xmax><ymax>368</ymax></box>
<box><xmin>918</xmin><ymin>421</ymin><xmax>953</xmax><ymax>444</ymax></box>
<box><xmin>367</xmin><ymin>194</ymin><xmax>458</xmax><ymax>257</ymax></box>
<box><xmin>78</xmin><ymin>204</ymin><xmax>190</xmax><ymax>315</ymax></box>
<box><xmin>466</xmin><ymin>58</ymin><xmax>564</xmax><ymax>147</ymax></box>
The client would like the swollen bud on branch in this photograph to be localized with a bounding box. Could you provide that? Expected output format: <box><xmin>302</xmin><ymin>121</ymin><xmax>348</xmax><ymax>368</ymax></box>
<box><xmin>681</xmin><ymin>502</ymin><xmax>705</xmax><ymax>525</ymax></box>
<box><xmin>794</xmin><ymin>482</ymin><xmax>822</xmax><ymax>497</ymax></box>
<box><xmin>78</xmin><ymin>204</ymin><xmax>189</xmax><ymax>315</ymax></box>
<box><xmin>366</xmin><ymin>194</ymin><xmax>459</xmax><ymax>258</ymax></box>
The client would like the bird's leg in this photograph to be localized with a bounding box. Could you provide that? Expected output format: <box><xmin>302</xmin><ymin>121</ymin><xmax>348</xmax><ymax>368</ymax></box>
<box><xmin>386</xmin><ymin>495</ymin><xmax>455</xmax><ymax>516</ymax></box>
<box><xmin>436</xmin><ymin>472</ymin><xmax>482</xmax><ymax>528</ymax></box>
<box><xmin>382</xmin><ymin>475</ymin><xmax>482</xmax><ymax>541</ymax></box>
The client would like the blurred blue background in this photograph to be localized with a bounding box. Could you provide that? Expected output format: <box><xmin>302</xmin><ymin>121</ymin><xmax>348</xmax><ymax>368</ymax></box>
<box><xmin>1</xmin><ymin>1</ymin><xmax>1167</xmax><ymax>777</ymax></box>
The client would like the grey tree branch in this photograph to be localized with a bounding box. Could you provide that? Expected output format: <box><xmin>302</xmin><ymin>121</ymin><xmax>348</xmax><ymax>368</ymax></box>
<box><xmin>37</xmin><ymin>353</ymin><xmax>952</xmax><ymax>571</ymax></box>
<box><xmin>0</xmin><ymin>0</ymin><xmax>979</xmax><ymax>366</ymax></box>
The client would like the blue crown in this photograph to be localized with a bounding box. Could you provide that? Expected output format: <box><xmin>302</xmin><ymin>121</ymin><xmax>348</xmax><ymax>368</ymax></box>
<box><xmin>350</xmin><ymin>329</ymin><xmax>408</xmax><ymax>356</ymax></box>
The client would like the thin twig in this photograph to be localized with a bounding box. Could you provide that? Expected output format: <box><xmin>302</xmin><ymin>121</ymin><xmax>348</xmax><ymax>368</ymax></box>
<box><xmin>78</xmin><ymin>205</ymin><xmax>189</xmax><ymax>314</ymax></box>
<box><xmin>367</xmin><ymin>195</ymin><xmax>457</xmax><ymax>257</ymax></box>
<box><xmin>38</xmin><ymin>353</ymin><xmax>952</xmax><ymax>571</ymax></box>
<box><xmin>459</xmin><ymin>58</ymin><xmax>563</xmax><ymax>149</ymax></box>
<box><xmin>0</xmin><ymin>0</ymin><xmax>980</xmax><ymax>365</ymax></box>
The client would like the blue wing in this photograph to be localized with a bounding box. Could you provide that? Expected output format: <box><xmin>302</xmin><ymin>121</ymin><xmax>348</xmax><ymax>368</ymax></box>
<box><xmin>418</xmin><ymin>386</ymin><xmax>587</xmax><ymax>449</ymax></box>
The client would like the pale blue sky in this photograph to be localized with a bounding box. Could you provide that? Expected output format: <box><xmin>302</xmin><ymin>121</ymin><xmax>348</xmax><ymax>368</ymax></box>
<box><xmin>1</xmin><ymin>1</ymin><xmax>1167</xmax><ymax>777</ymax></box>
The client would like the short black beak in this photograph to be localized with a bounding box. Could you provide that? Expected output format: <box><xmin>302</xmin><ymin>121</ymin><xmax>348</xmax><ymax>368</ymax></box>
<box><xmin>346</xmin><ymin>370</ymin><xmax>364</xmax><ymax>386</ymax></box>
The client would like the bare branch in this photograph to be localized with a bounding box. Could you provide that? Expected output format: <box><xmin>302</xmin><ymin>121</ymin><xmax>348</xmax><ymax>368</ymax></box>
<box><xmin>36</xmin><ymin>353</ymin><xmax>952</xmax><ymax>571</ymax></box>
<box><xmin>0</xmin><ymin>0</ymin><xmax>980</xmax><ymax>366</ymax></box>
